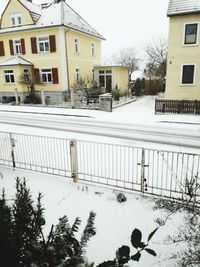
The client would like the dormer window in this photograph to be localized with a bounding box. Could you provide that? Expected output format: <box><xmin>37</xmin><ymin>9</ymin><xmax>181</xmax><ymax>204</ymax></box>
<box><xmin>74</xmin><ymin>38</ymin><xmax>80</xmax><ymax>53</ymax></box>
<box><xmin>10</xmin><ymin>12</ymin><xmax>22</xmax><ymax>26</ymax></box>
<box><xmin>184</xmin><ymin>23</ymin><xmax>198</xmax><ymax>45</ymax></box>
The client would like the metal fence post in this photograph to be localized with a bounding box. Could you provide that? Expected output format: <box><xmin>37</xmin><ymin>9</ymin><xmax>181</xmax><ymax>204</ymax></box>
<box><xmin>9</xmin><ymin>133</ymin><xmax>16</xmax><ymax>168</ymax></box>
<box><xmin>70</xmin><ymin>139</ymin><xmax>78</xmax><ymax>182</ymax></box>
<box><xmin>138</xmin><ymin>149</ymin><xmax>148</xmax><ymax>194</ymax></box>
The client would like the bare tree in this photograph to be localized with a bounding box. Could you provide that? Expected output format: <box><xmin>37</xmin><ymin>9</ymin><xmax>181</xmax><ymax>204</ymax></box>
<box><xmin>144</xmin><ymin>39</ymin><xmax>167</xmax><ymax>94</ymax></box>
<box><xmin>18</xmin><ymin>69</ymin><xmax>42</xmax><ymax>104</ymax></box>
<box><xmin>18</xmin><ymin>69</ymin><xmax>41</xmax><ymax>93</ymax></box>
<box><xmin>111</xmin><ymin>47</ymin><xmax>139</xmax><ymax>81</ymax></box>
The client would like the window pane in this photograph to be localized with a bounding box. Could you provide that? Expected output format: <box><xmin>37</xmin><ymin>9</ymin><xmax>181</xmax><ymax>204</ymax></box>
<box><xmin>185</xmin><ymin>24</ymin><xmax>197</xmax><ymax>44</ymax></box>
<box><xmin>182</xmin><ymin>65</ymin><xmax>194</xmax><ymax>84</ymax></box>
<box><xmin>42</xmin><ymin>74</ymin><xmax>47</xmax><ymax>82</ymax></box>
<box><xmin>39</xmin><ymin>43</ymin><xmax>44</xmax><ymax>52</ymax></box>
<box><xmin>5</xmin><ymin>75</ymin><xmax>10</xmax><ymax>83</ymax></box>
<box><xmin>99</xmin><ymin>75</ymin><xmax>105</xmax><ymax>87</ymax></box>
<box><xmin>10</xmin><ymin>75</ymin><xmax>15</xmax><ymax>83</ymax></box>
<box><xmin>45</xmin><ymin>42</ymin><xmax>49</xmax><ymax>51</ymax></box>
<box><xmin>47</xmin><ymin>74</ymin><xmax>52</xmax><ymax>82</ymax></box>
<box><xmin>18</xmin><ymin>16</ymin><xmax>21</xmax><ymax>24</ymax></box>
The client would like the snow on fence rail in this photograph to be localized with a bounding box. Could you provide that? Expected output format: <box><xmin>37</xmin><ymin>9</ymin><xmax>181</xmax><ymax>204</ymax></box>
<box><xmin>155</xmin><ymin>99</ymin><xmax>200</xmax><ymax>115</ymax></box>
<box><xmin>0</xmin><ymin>131</ymin><xmax>200</xmax><ymax>201</ymax></box>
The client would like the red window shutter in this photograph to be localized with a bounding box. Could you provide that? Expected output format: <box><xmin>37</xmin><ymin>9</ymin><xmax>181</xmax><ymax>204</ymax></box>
<box><xmin>49</xmin><ymin>35</ymin><xmax>56</xmax><ymax>52</ymax></box>
<box><xmin>52</xmin><ymin>68</ymin><xmax>59</xmax><ymax>84</ymax></box>
<box><xmin>9</xmin><ymin>40</ymin><xmax>14</xmax><ymax>55</ymax></box>
<box><xmin>34</xmin><ymin>68</ymin><xmax>40</xmax><ymax>83</ymax></box>
<box><xmin>31</xmin><ymin>37</ymin><xmax>37</xmax><ymax>54</ymax></box>
<box><xmin>0</xmin><ymin>41</ymin><xmax>5</xmax><ymax>56</ymax></box>
<box><xmin>21</xmin><ymin>38</ymin><xmax>26</xmax><ymax>55</ymax></box>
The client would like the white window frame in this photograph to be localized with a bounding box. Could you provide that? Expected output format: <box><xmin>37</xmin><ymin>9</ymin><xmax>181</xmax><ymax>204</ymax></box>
<box><xmin>10</xmin><ymin>12</ymin><xmax>22</xmax><ymax>26</ymax></box>
<box><xmin>37</xmin><ymin>36</ymin><xmax>50</xmax><ymax>53</ymax></box>
<box><xmin>91</xmin><ymin>42</ymin><xmax>95</xmax><ymax>56</ymax></box>
<box><xmin>75</xmin><ymin>68</ymin><xmax>80</xmax><ymax>82</ymax></box>
<box><xmin>40</xmin><ymin>69</ymin><xmax>52</xmax><ymax>83</ymax></box>
<box><xmin>4</xmin><ymin>70</ymin><xmax>15</xmax><ymax>84</ymax></box>
<box><xmin>13</xmin><ymin>39</ymin><xmax>22</xmax><ymax>55</ymax></box>
<box><xmin>74</xmin><ymin>38</ymin><xmax>80</xmax><ymax>54</ymax></box>
<box><xmin>180</xmin><ymin>64</ymin><xmax>196</xmax><ymax>85</ymax></box>
<box><xmin>183</xmin><ymin>22</ymin><xmax>199</xmax><ymax>46</ymax></box>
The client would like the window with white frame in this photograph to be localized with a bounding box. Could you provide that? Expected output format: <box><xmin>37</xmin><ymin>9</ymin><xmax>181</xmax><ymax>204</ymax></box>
<box><xmin>75</xmin><ymin>68</ymin><xmax>80</xmax><ymax>81</ymax></box>
<box><xmin>38</xmin><ymin>36</ymin><xmax>50</xmax><ymax>53</ymax></box>
<box><xmin>91</xmin><ymin>42</ymin><xmax>95</xmax><ymax>56</ymax></box>
<box><xmin>184</xmin><ymin>23</ymin><xmax>198</xmax><ymax>45</ymax></box>
<box><xmin>74</xmin><ymin>38</ymin><xmax>80</xmax><ymax>53</ymax></box>
<box><xmin>13</xmin><ymin>39</ymin><xmax>22</xmax><ymax>54</ymax></box>
<box><xmin>181</xmin><ymin>65</ymin><xmax>195</xmax><ymax>84</ymax></box>
<box><xmin>10</xmin><ymin>12</ymin><xmax>22</xmax><ymax>26</ymax></box>
<box><xmin>4</xmin><ymin>70</ymin><xmax>15</xmax><ymax>84</ymax></box>
<box><xmin>41</xmin><ymin>69</ymin><xmax>52</xmax><ymax>83</ymax></box>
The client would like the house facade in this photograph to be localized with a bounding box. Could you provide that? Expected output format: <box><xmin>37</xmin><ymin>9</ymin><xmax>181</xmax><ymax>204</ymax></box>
<box><xmin>165</xmin><ymin>0</ymin><xmax>200</xmax><ymax>100</ymax></box>
<box><xmin>0</xmin><ymin>0</ymin><xmax>104</xmax><ymax>103</ymax></box>
<box><xmin>94</xmin><ymin>65</ymin><xmax>129</xmax><ymax>93</ymax></box>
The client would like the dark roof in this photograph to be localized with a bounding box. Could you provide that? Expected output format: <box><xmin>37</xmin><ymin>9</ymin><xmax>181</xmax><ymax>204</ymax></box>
<box><xmin>167</xmin><ymin>0</ymin><xmax>200</xmax><ymax>16</ymax></box>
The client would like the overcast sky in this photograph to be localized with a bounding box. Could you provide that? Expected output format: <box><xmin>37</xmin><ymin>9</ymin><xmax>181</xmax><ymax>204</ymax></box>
<box><xmin>33</xmin><ymin>0</ymin><xmax>170</xmax><ymax>63</ymax></box>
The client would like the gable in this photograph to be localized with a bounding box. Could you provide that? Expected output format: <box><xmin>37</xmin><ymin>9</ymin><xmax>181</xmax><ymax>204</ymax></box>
<box><xmin>1</xmin><ymin>0</ymin><xmax>36</xmax><ymax>29</ymax></box>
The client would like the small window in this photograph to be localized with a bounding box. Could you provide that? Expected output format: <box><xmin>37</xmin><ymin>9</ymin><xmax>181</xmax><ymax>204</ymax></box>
<box><xmin>41</xmin><ymin>69</ymin><xmax>52</xmax><ymax>83</ymax></box>
<box><xmin>75</xmin><ymin>68</ymin><xmax>80</xmax><ymax>81</ymax></box>
<box><xmin>74</xmin><ymin>38</ymin><xmax>80</xmax><ymax>53</ymax></box>
<box><xmin>10</xmin><ymin>12</ymin><xmax>22</xmax><ymax>26</ymax></box>
<box><xmin>4</xmin><ymin>70</ymin><xmax>15</xmax><ymax>84</ymax></box>
<box><xmin>182</xmin><ymin>65</ymin><xmax>195</xmax><ymax>84</ymax></box>
<box><xmin>91</xmin><ymin>42</ymin><xmax>95</xmax><ymax>56</ymax></box>
<box><xmin>38</xmin><ymin>36</ymin><xmax>50</xmax><ymax>53</ymax></box>
<box><xmin>184</xmin><ymin>23</ymin><xmax>198</xmax><ymax>45</ymax></box>
<box><xmin>99</xmin><ymin>70</ymin><xmax>104</xmax><ymax>74</ymax></box>
<box><xmin>13</xmin><ymin>39</ymin><xmax>21</xmax><ymax>54</ymax></box>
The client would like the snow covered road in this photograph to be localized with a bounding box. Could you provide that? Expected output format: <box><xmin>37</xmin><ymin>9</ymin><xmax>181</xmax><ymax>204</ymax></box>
<box><xmin>0</xmin><ymin>110</ymin><xmax>200</xmax><ymax>150</ymax></box>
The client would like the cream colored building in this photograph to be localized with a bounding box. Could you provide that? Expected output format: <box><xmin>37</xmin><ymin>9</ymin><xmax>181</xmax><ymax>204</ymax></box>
<box><xmin>165</xmin><ymin>0</ymin><xmax>200</xmax><ymax>100</ymax></box>
<box><xmin>94</xmin><ymin>65</ymin><xmax>129</xmax><ymax>93</ymax></box>
<box><xmin>0</xmin><ymin>0</ymin><xmax>104</xmax><ymax>103</ymax></box>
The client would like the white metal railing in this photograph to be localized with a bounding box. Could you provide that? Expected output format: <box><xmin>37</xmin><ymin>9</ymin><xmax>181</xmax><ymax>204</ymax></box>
<box><xmin>0</xmin><ymin>131</ymin><xmax>200</xmax><ymax>201</ymax></box>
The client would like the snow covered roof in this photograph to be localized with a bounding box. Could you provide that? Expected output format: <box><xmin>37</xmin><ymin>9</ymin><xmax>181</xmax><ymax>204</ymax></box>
<box><xmin>0</xmin><ymin>56</ymin><xmax>33</xmax><ymax>66</ymax></box>
<box><xmin>167</xmin><ymin>0</ymin><xmax>200</xmax><ymax>16</ymax></box>
<box><xmin>0</xmin><ymin>0</ymin><xmax>104</xmax><ymax>40</ymax></box>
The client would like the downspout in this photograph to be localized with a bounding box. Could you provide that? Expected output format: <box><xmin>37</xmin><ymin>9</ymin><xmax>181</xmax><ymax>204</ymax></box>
<box><xmin>60</xmin><ymin>0</ymin><xmax>70</xmax><ymax>91</ymax></box>
<box><xmin>65</xmin><ymin>29</ymin><xmax>70</xmax><ymax>91</ymax></box>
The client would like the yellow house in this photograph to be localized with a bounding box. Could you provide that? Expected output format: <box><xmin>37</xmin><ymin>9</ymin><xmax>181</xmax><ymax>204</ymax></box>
<box><xmin>0</xmin><ymin>0</ymin><xmax>104</xmax><ymax>103</ymax></box>
<box><xmin>94</xmin><ymin>65</ymin><xmax>129</xmax><ymax>93</ymax></box>
<box><xmin>165</xmin><ymin>0</ymin><xmax>200</xmax><ymax>100</ymax></box>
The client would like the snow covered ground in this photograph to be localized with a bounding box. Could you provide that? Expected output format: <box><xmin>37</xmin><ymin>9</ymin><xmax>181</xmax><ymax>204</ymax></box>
<box><xmin>0</xmin><ymin>166</ymin><xmax>184</xmax><ymax>267</ymax></box>
<box><xmin>0</xmin><ymin>95</ymin><xmax>198</xmax><ymax>266</ymax></box>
